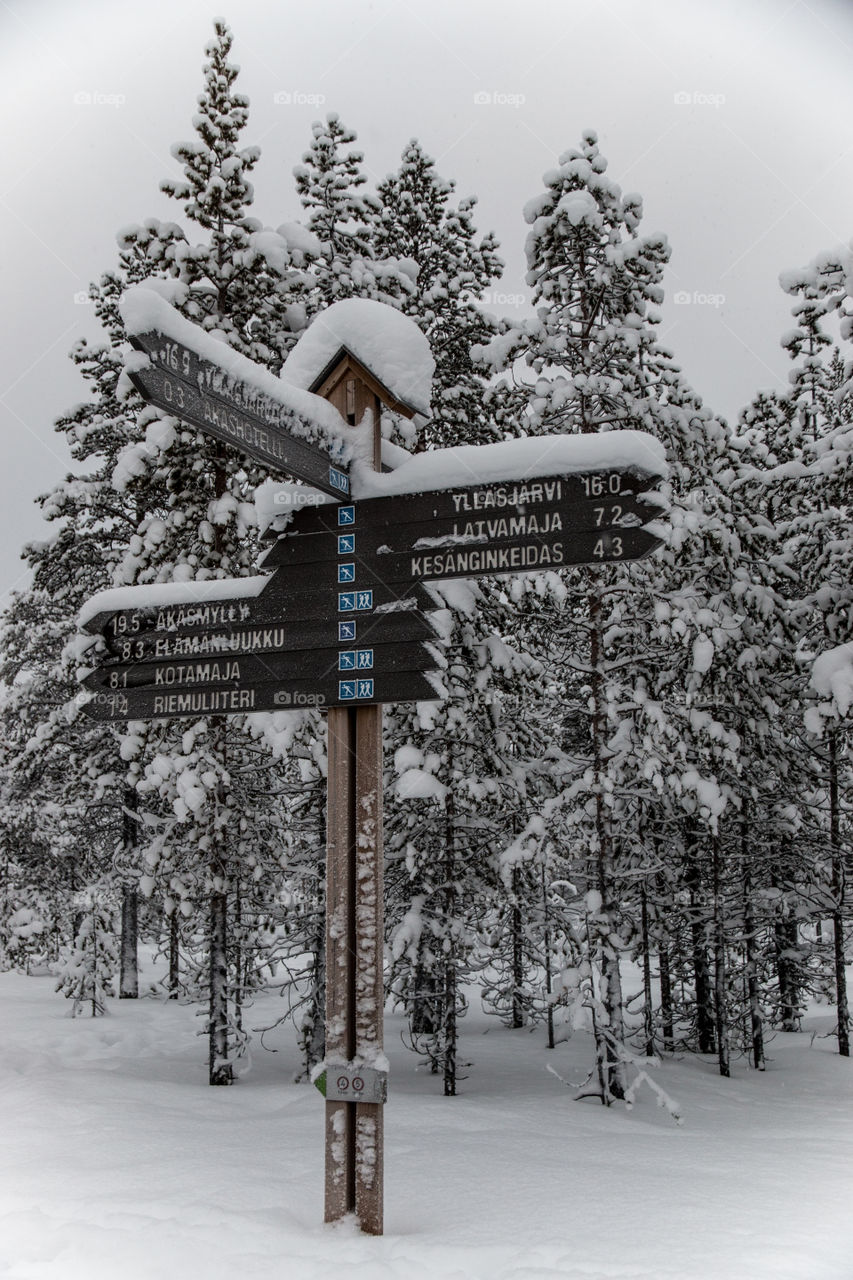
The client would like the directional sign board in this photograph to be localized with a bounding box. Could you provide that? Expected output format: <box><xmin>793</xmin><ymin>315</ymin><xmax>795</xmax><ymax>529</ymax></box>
<box><xmin>98</xmin><ymin>608</ymin><xmax>441</xmax><ymax>665</ymax></box>
<box><xmin>84</xmin><ymin>641</ymin><xmax>440</xmax><ymax>694</ymax></box>
<box><xmin>264</xmin><ymin>523</ymin><xmax>660</xmax><ymax>589</ymax></box>
<box><xmin>262</xmin><ymin>494</ymin><xmax>657</xmax><ymax>570</ymax></box>
<box><xmin>261</xmin><ymin>471</ymin><xmax>663</xmax><ymax>584</ymax></box>
<box><xmin>127</xmin><ymin>331</ymin><xmax>351</xmax><ymax>499</ymax></box>
<box><xmin>81</xmin><ymin>577</ymin><xmax>439</xmax><ymax>638</ymax></box>
<box><xmin>263</xmin><ymin>467</ymin><xmax>662</xmax><ymax>555</ymax></box>
<box><xmin>79</xmin><ymin>668</ymin><xmax>444</xmax><ymax>721</ymax></box>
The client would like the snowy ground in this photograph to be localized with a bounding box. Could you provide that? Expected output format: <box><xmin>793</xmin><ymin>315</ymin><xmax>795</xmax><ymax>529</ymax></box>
<box><xmin>1</xmin><ymin>967</ymin><xmax>852</xmax><ymax>1280</ymax></box>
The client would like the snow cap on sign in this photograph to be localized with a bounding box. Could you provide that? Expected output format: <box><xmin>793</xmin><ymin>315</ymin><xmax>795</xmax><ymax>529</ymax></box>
<box><xmin>280</xmin><ymin>298</ymin><xmax>435</xmax><ymax>418</ymax></box>
<box><xmin>78</xmin><ymin>574</ymin><xmax>269</xmax><ymax>631</ymax></box>
<box><xmin>117</xmin><ymin>286</ymin><xmax>351</xmax><ymax>446</ymax></box>
<box><xmin>350</xmin><ymin>429</ymin><xmax>668</xmax><ymax>501</ymax></box>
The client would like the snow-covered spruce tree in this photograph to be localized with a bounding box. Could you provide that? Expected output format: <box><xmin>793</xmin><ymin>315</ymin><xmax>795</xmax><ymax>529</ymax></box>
<box><xmin>373</xmin><ymin>139</ymin><xmax>504</xmax><ymax>451</ymax></box>
<box><xmin>367</xmin><ymin>143</ymin><xmax>550</xmax><ymax>1088</ymax></box>
<box><xmin>0</xmin><ymin>262</ymin><xmax>165</xmax><ymax>983</ymax></box>
<box><xmin>217</xmin><ymin>709</ymin><xmax>329</xmax><ymax>1077</ymax></box>
<box><xmin>110</xmin><ymin>20</ymin><xmax>315</xmax><ymax>1083</ymax></box>
<box><xmin>725</xmin><ymin>389</ymin><xmax>833</xmax><ymax>1040</ymax></box>
<box><xmin>475</xmin><ymin>131</ymin><xmax>746</xmax><ymax>1096</ymax></box>
<box><xmin>772</xmin><ymin>246</ymin><xmax>853</xmax><ymax>1056</ymax></box>
<box><xmin>0</xmin><ymin>774</ymin><xmax>72</xmax><ymax>972</ymax></box>
<box><xmin>384</xmin><ymin>579</ymin><xmax>547</xmax><ymax>1095</ymax></box>
<box><xmin>56</xmin><ymin>887</ymin><xmax>119</xmax><ymax>1016</ymax></box>
<box><xmin>294</xmin><ymin>113</ymin><xmax>408</xmax><ymax>310</ymax></box>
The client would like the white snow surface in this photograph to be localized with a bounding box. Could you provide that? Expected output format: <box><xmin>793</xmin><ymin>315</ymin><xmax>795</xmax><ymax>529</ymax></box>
<box><xmin>351</xmin><ymin>429</ymin><xmax>668</xmax><ymax>500</ymax></box>
<box><xmin>1</xmin><ymin>965</ymin><xmax>852</xmax><ymax>1280</ymax></box>
<box><xmin>78</xmin><ymin>575</ymin><xmax>268</xmax><ymax>629</ymax></box>
<box><xmin>119</xmin><ymin>287</ymin><xmax>355</xmax><ymax>452</ymax></box>
<box><xmin>280</xmin><ymin>299</ymin><xmax>435</xmax><ymax>417</ymax></box>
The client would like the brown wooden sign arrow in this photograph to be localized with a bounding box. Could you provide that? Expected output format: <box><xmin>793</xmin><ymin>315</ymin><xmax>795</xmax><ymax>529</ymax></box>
<box><xmin>83</xmin><ymin>641</ymin><xmax>440</xmax><ymax>694</ymax></box>
<box><xmin>261</xmin><ymin>493</ymin><xmax>658</xmax><ymax>570</ymax></box>
<box><xmin>263</xmin><ymin>467</ymin><xmax>663</xmax><ymax>547</ymax></box>
<box><xmin>98</xmin><ymin>608</ymin><xmax>442</xmax><ymax>665</ymax></box>
<box><xmin>79</xmin><ymin>668</ymin><xmax>444</xmax><ymax>722</ymax></box>
<box><xmin>82</xmin><ymin>578</ymin><xmax>439</xmax><ymax>639</ymax></box>
<box><xmin>262</xmin><ymin>524</ymin><xmax>662</xmax><ymax>593</ymax></box>
<box><xmin>127</xmin><ymin>332</ymin><xmax>351</xmax><ymax>499</ymax></box>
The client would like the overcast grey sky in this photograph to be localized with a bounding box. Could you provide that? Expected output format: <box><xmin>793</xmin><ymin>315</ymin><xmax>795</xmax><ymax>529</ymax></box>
<box><xmin>1</xmin><ymin>0</ymin><xmax>851</xmax><ymax>609</ymax></box>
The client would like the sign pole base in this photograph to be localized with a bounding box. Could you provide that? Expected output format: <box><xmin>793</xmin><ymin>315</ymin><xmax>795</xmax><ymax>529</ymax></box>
<box><xmin>324</xmin><ymin>703</ymin><xmax>384</xmax><ymax>1235</ymax></box>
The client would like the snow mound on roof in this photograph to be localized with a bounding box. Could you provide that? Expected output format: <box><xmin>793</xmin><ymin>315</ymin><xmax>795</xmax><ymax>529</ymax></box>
<box><xmin>280</xmin><ymin>299</ymin><xmax>434</xmax><ymax>417</ymax></box>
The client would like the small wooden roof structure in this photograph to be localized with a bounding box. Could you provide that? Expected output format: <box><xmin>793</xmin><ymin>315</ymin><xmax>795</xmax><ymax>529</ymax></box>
<box><xmin>309</xmin><ymin>346</ymin><xmax>420</xmax><ymax>471</ymax></box>
<box><xmin>308</xmin><ymin>346</ymin><xmax>420</xmax><ymax>421</ymax></box>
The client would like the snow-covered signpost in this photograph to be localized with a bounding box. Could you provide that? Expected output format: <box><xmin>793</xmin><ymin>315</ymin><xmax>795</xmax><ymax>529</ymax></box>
<box><xmin>77</xmin><ymin>288</ymin><xmax>667</xmax><ymax>1237</ymax></box>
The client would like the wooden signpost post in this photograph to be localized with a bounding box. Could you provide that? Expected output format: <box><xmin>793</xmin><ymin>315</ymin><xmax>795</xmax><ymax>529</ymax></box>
<box><xmin>78</xmin><ymin>289</ymin><xmax>667</xmax><ymax>1239</ymax></box>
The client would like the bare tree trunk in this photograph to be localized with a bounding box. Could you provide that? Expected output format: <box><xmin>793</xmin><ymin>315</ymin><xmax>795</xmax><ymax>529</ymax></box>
<box><xmin>168</xmin><ymin>911</ymin><xmax>180</xmax><ymax>999</ymax></box>
<box><xmin>589</xmin><ymin>590</ymin><xmax>625</xmax><ymax>1101</ymax></box>
<box><xmin>712</xmin><ymin>836</ymin><xmax>730</xmax><ymax>1078</ymax></box>
<box><xmin>233</xmin><ymin>882</ymin><xmax>243</xmax><ymax>1037</ymax></box>
<box><xmin>443</xmin><ymin>959</ymin><xmax>457</xmax><ymax>1097</ymax></box>
<box><xmin>685</xmin><ymin>829</ymin><xmax>716</xmax><ymax>1054</ymax></box>
<box><xmin>301</xmin><ymin>910</ymin><xmax>326</xmax><ymax>1073</ymax></box>
<box><xmin>442</xmin><ymin>802</ymin><xmax>458</xmax><ymax>1097</ymax></box>
<box><xmin>773</xmin><ymin>904</ymin><xmax>799</xmax><ymax>1031</ymax></box>
<box><xmin>541</xmin><ymin>861</ymin><xmax>555</xmax><ymax>1050</ymax></box>
<box><xmin>119</xmin><ymin>788</ymin><xmax>139</xmax><ymax>998</ymax></box>
<box><xmin>511</xmin><ymin>867</ymin><xmax>525</xmax><ymax>1029</ymax></box>
<box><xmin>207</xmin><ymin>454</ymin><xmax>233</xmax><ymax>1084</ymax></box>
<box><xmin>411</xmin><ymin>958</ymin><xmax>440</xmax><ymax>1038</ymax></box>
<box><xmin>741</xmin><ymin>834</ymin><xmax>765</xmax><ymax>1070</ymax></box>
<box><xmin>209</xmin><ymin>887</ymin><xmax>232</xmax><ymax>1085</ymax></box>
<box><xmin>119</xmin><ymin>884</ymin><xmax>138</xmax><ymax>998</ymax></box>
<box><xmin>828</xmin><ymin>729</ymin><xmax>850</xmax><ymax>1057</ymax></box>
<box><xmin>640</xmin><ymin>883</ymin><xmax>655</xmax><ymax>1058</ymax></box>
<box><xmin>659</xmin><ymin>940</ymin><xmax>674</xmax><ymax>1053</ymax></box>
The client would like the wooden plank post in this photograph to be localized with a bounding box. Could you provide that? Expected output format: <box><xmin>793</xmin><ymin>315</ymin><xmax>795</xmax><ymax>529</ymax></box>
<box><xmin>324</xmin><ymin>705</ymin><xmax>357</xmax><ymax>1220</ymax></box>
<box><xmin>323</xmin><ymin>373</ymin><xmax>386</xmax><ymax>1233</ymax></box>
